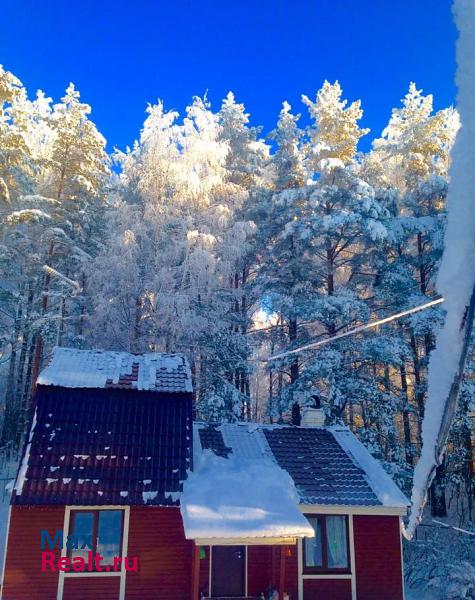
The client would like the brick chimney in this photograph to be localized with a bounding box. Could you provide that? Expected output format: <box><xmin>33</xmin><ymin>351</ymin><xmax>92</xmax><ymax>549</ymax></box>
<box><xmin>301</xmin><ymin>394</ymin><xmax>325</xmax><ymax>427</ymax></box>
<box><xmin>301</xmin><ymin>406</ymin><xmax>326</xmax><ymax>427</ymax></box>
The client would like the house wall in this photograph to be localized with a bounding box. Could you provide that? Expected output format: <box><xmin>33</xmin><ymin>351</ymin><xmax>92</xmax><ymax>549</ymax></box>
<box><xmin>297</xmin><ymin>512</ymin><xmax>404</xmax><ymax>600</ymax></box>
<box><xmin>1</xmin><ymin>505</ymin><xmax>192</xmax><ymax>600</ymax></box>
<box><xmin>62</xmin><ymin>577</ymin><xmax>121</xmax><ymax>600</ymax></box>
<box><xmin>302</xmin><ymin>579</ymin><xmax>352</xmax><ymax>600</ymax></box>
<box><xmin>1</xmin><ymin>505</ymin><xmax>65</xmax><ymax>600</ymax></box>
<box><xmin>353</xmin><ymin>515</ymin><xmax>404</xmax><ymax>600</ymax></box>
<box><xmin>1</xmin><ymin>507</ymin><xmax>404</xmax><ymax>600</ymax></box>
<box><xmin>125</xmin><ymin>506</ymin><xmax>192</xmax><ymax>600</ymax></box>
<box><xmin>198</xmin><ymin>545</ymin><xmax>210</xmax><ymax>597</ymax></box>
<box><xmin>246</xmin><ymin>545</ymin><xmax>298</xmax><ymax>598</ymax></box>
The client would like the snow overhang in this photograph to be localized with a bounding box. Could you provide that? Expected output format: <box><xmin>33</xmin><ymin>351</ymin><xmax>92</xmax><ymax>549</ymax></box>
<box><xmin>180</xmin><ymin>450</ymin><xmax>315</xmax><ymax>544</ymax></box>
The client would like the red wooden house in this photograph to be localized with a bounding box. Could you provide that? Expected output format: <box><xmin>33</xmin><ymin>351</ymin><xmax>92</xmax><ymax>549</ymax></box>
<box><xmin>1</xmin><ymin>347</ymin><xmax>409</xmax><ymax>600</ymax></box>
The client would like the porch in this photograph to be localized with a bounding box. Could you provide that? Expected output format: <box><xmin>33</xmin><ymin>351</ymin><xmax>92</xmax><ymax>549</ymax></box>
<box><xmin>191</xmin><ymin>542</ymin><xmax>296</xmax><ymax>600</ymax></box>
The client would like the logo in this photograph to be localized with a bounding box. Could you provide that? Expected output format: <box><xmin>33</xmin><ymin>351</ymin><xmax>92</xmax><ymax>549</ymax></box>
<box><xmin>40</xmin><ymin>530</ymin><xmax>138</xmax><ymax>573</ymax></box>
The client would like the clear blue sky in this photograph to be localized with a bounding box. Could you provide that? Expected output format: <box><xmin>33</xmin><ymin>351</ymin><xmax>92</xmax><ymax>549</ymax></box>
<box><xmin>1</xmin><ymin>0</ymin><xmax>457</xmax><ymax>152</ymax></box>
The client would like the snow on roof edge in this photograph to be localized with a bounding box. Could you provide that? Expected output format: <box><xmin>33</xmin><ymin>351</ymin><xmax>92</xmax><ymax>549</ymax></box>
<box><xmin>331</xmin><ymin>427</ymin><xmax>409</xmax><ymax>508</ymax></box>
<box><xmin>37</xmin><ymin>346</ymin><xmax>193</xmax><ymax>393</ymax></box>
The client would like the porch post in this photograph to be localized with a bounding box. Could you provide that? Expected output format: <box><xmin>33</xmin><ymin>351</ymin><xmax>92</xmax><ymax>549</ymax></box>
<box><xmin>191</xmin><ymin>543</ymin><xmax>200</xmax><ymax>600</ymax></box>
<box><xmin>279</xmin><ymin>545</ymin><xmax>286</xmax><ymax>600</ymax></box>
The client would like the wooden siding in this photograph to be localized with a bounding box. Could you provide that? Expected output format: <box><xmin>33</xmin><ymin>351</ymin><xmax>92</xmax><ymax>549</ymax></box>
<box><xmin>63</xmin><ymin>576</ymin><xmax>120</xmax><ymax>600</ymax></box>
<box><xmin>198</xmin><ymin>545</ymin><xmax>210</xmax><ymax>597</ymax></box>
<box><xmin>2</xmin><ymin>507</ymin><xmax>404</xmax><ymax>600</ymax></box>
<box><xmin>247</xmin><ymin>546</ymin><xmax>272</xmax><ymax>595</ymax></box>
<box><xmin>125</xmin><ymin>506</ymin><xmax>192</xmax><ymax>600</ymax></box>
<box><xmin>353</xmin><ymin>515</ymin><xmax>404</xmax><ymax>600</ymax></box>
<box><xmin>246</xmin><ymin>544</ymin><xmax>298</xmax><ymax>599</ymax></box>
<box><xmin>2</xmin><ymin>505</ymin><xmax>65</xmax><ymax>600</ymax></box>
<box><xmin>303</xmin><ymin>579</ymin><xmax>352</xmax><ymax>600</ymax></box>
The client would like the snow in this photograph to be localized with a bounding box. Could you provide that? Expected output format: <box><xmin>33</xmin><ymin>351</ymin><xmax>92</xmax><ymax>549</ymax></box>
<box><xmin>37</xmin><ymin>346</ymin><xmax>192</xmax><ymax>392</ymax></box>
<box><xmin>332</xmin><ymin>427</ymin><xmax>409</xmax><ymax>508</ymax></box>
<box><xmin>142</xmin><ymin>491</ymin><xmax>158</xmax><ymax>503</ymax></box>
<box><xmin>180</xmin><ymin>450</ymin><xmax>314</xmax><ymax>540</ymax></box>
<box><xmin>14</xmin><ymin>408</ymin><xmax>37</xmax><ymax>495</ymax></box>
<box><xmin>5</xmin><ymin>209</ymin><xmax>52</xmax><ymax>224</ymax></box>
<box><xmin>194</xmin><ymin>421</ymin><xmax>408</xmax><ymax>511</ymax></box>
<box><xmin>218</xmin><ymin>422</ymin><xmax>274</xmax><ymax>460</ymax></box>
<box><xmin>405</xmin><ymin>588</ymin><xmax>436</xmax><ymax>600</ymax></box>
<box><xmin>0</xmin><ymin>457</ymin><xmax>17</xmax><ymax>577</ymax></box>
<box><xmin>0</xmin><ymin>500</ymin><xmax>9</xmax><ymax>577</ymax></box>
<box><xmin>405</xmin><ymin>0</ymin><xmax>475</xmax><ymax>538</ymax></box>
<box><xmin>319</xmin><ymin>157</ymin><xmax>345</xmax><ymax>172</ymax></box>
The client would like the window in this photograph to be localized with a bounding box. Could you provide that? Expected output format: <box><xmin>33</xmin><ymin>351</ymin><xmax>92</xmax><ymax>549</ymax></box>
<box><xmin>303</xmin><ymin>515</ymin><xmax>350</xmax><ymax>573</ymax></box>
<box><xmin>68</xmin><ymin>510</ymin><xmax>124</xmax><ymax>567</ymax></box>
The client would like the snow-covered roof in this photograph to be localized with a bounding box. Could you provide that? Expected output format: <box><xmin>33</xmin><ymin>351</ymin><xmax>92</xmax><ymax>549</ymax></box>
<box><xmin>181</xmin><ymin>421</ymin><xmax>408</xmax><ymax>543</ymax></box>
<box><xmin>331</xmin><ymin>427</ymin><xmax>409</xmax><ymax>508</ymax></box>
<box><xmin>37</xmin><ymin>346</ymin><xmax>193</xmax><ymax>394</ymax></box>
<box><xmin>13</xmin><ymin>382</ymin><xmax>192</xmax><ymax>507</ymax></box>
<box><xmin>180</xmin><ymin>450</ymin><xmax>315</xmax><ymax>541</ymax></box>
<box><xmin>193</xmin><ymin>422</ymin><xmax>409</xmax><ymax>510</ymax></box>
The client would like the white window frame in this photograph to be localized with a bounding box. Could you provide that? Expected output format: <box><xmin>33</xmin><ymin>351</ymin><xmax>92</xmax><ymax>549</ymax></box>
<box><xmin>56</xmin><ymin>505</ymin><xmax>130</xmax><ymax>600</ymax></box>
<box><xmin>298</xmin><ymin>514</ymin><xmax>357</xmax><ymax>600</ymax></box>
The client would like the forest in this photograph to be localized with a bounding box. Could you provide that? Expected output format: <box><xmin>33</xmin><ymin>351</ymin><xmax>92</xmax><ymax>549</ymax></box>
<box><xmin>0</xmin><ymin>63</ymin><xmax>473</xmax><ymax>597</ymax></box>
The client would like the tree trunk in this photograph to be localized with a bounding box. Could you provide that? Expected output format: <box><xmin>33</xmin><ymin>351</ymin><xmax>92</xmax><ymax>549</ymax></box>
<box><xmin>18</xmin><ymin>337</ymin><xmax>36</xmax><ymax>442</ymax></box>
<box><xmin>289</xmin><ymin>318</ymin><xmax>300</xmax><ymax>425</ymax></box>
<box><xmin>409</xmin><ymin>331</ymin><xmax>425</xmax><ymax>440</ymax></box>
<box><xmin>429</xmin><ymin>460</ymin><xmax>448</xmax><ymax>517</ymax></box>
<box><xmin>1</xmin><ymin>293</ymin><xmax>22</xmax><ymax>444</ymax></box>
<box><xmin>31</xmin><ymin>242</ymin><xmax>54</xmax><ymax>395</ymax></box>
<box><xmin>400</xmin><ymin>363</ymin><xmax>414</xmax><ymax>466</ymax></box>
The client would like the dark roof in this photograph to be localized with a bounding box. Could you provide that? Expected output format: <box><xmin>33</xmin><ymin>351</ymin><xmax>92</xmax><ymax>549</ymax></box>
<box><xmin>37</xmin><ymin>347</ymin><xmax>192</xmax><ymax>394</ymax></box>
<box><xmin>263</xmin><ymin>427</ymin><xmax>379</xmax><ymax>506</ymax></box>
<box><xmin>198</xmin><ymin>426</ymin><xmax>231</xmax><ymax>458</ymax></box>
<box><xmin>13</xmin><ymin>385</ymin><xmax>192</xmax><ymax>506</ymax></box>
<box><xmin>192</xmin><ymin>422</ymin><xmax>407</xmax><ymax>508</ymax></box>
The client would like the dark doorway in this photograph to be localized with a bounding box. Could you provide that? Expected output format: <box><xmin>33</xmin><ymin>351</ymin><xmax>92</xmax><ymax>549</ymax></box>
<box><xmin>211</xmin><ymin>545</ymin><xmax>246</xmax><ymax>597</ymax></box>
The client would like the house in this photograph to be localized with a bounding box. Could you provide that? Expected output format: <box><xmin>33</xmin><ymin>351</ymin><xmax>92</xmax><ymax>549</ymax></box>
<box><xmin>1</xmin><ymin>347</ymin><xmax>409</xmax><ymax>600</ymax></box>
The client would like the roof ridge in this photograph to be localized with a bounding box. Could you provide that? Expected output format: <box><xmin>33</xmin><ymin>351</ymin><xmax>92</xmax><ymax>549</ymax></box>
<box><xmin>37</xmin><ymin>346</ymin><xmax>192</xmax><ymax>393</ymax></box>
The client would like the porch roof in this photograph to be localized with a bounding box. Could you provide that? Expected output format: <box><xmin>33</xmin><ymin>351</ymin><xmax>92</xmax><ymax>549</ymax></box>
<box><xmin>180</xmin><ymin>449</ymin><xmax>315</xmax><ymax>543</ymax></box>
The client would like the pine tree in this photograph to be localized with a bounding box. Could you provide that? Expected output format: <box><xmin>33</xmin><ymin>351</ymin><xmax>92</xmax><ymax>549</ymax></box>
<box><xmin>302</xmin><ymin>80</ymin><xmax>369</xmax><ymax>169</ymax></box>
<box><xmin>0</xmin><ymin>76</ymin><xmax>109</xmax><ymax>446</ymax></box>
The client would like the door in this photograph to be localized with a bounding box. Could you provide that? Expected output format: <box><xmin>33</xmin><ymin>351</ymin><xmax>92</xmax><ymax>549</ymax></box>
<box><xmin>211</xmin><ymin>545</ymin><xmax>246</xmax><ymax>597</ymax></box>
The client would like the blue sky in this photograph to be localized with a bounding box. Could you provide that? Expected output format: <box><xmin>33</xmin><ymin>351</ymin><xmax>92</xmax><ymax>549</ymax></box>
<box><xmin>0</xmin><ymin>0</ymin><xmax>457</xmax><ymax>152</ymax></box>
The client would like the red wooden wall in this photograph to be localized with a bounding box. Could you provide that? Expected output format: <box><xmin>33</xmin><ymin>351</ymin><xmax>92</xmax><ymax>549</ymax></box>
<box><xmin>125</xmin><ymin>506</ymin><xmax>192</xmax><ymax>600</ymax></box>
<box><xmin>353</xmin><ymin>515</ymin><xmax>404</xmax><ymax>600</ymax></box>
<box><xmin>303</xmin><ymin>579</ymin><xmax>352</xmax><ymax>600</ymax></box>
<box><xmin>198</xmin><ymin>545</ymin><xmax>210</xmax><ymax>597</ymax></box>
<box><xmin>2</xmin><ymin>505</ymin><xmax>65</xmax><ymax>600</ymax></box>
<box><xmin>237</xmin><ymin>544</ymin><xmax>298</xmax><ymax>598</ymax></box>
<box><xmin>1</xmin><ymin>507</ymin><xmax>404</xmax><ymax>600</ymax></box>
<box><xmin>63</xmin><ymin>576</ymin><xmax>121</xmax><ymax>600</ymax></box>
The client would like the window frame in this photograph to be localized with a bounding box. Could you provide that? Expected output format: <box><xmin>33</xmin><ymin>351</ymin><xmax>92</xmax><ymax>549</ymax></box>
<box><xmin>67</xmin><ymin>508</ymin><xmax>125</xmax><ymax>570</ymax></box>
<box><xmin>302</xmin><ymin>514</ymin><xmax>351</xmax><ymax>574</ymax></box>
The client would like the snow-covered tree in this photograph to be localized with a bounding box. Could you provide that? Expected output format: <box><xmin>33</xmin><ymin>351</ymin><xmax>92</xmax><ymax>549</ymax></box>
<box><xmin>302</xmin><ymin>80</ymin><xmax>369</xmax><ymax>170</ymax></box>
<box><xmin>90</xmin><ymin>94</ymin><xmax>260</xmax><ymax>420</ymax></box>
<box><xmin>0</xmin><ymin>73</ymin><xmax>109</xmax><ymax>445</ymax></box>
